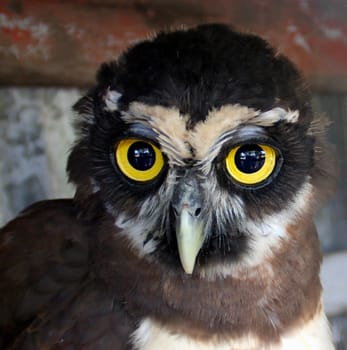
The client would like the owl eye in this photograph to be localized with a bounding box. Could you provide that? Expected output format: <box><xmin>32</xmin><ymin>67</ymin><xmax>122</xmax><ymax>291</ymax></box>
<box><xmin>115</xmin><ymin>139</ymin><xmax>164</xmax><ymax>182</ymax></box>
<box><xmin>225</xmin><ymin>144</ymin><xmax>277</xmax><ymax>186</ymax></box>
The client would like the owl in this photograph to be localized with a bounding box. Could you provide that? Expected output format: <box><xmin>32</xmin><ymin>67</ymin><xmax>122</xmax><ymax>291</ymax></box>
<box><xmin>0</xmin><ymin>24</ymin><xmax>336</xmax><ymax>349</ymax></box>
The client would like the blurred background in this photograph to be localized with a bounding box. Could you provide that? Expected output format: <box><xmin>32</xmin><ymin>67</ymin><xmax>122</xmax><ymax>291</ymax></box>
<box><xmin>0</xmin><ymin>0</ymin><xmax>346</xmax><ymax>347</ymax></box>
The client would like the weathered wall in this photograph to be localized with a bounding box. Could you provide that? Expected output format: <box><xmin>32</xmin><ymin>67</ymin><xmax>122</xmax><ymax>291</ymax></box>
<box><xmin>1</xmin><ymin>0</ymin><xmax>347</xmax><ymax>91</ymax></box>
<box><xmin>0</xmin><ymin>88</ymin><xmax>78</xmax><ymax>224</ymax></box>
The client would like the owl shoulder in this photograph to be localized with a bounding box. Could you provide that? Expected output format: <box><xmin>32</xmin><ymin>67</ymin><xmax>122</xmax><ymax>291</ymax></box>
<box><xmin>0</xmin><ymin>199</ymin><xmax>92</xmax><ymax>348</ymax></box>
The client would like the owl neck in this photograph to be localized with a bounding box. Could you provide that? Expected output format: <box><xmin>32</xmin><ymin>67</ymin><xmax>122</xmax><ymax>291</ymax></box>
<box><xmin>93</xmin><ymin>215</ymin><xmax>323</xmax><ymax>343</ymax></box>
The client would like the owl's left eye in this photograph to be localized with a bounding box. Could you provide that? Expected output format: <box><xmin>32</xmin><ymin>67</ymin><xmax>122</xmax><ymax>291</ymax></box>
<box><xmin>115</xmin><ymin>138</ymin><xmax>164</xmax><ymax>182</ymax></box>
<box><xmin>225</xmin><ymin>144</ymin><xmax>278</xmax><ymax>186</ymax></box>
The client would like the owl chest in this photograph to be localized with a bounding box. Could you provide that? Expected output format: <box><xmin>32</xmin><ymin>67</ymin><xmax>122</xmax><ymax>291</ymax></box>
<box><xmin>131</xmin><ymin>313</ymin><xmax>334</xmax><ymax>350</ymax></box>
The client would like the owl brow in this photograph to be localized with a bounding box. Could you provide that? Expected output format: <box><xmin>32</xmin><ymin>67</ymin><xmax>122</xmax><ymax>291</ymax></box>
<box><xmin>124</xmin><ymin>123</ymin><xmax>159</xmax><ymax>141</ymax></box>
<box><xmin>196</xmin><ymin>125</ymin><xmax>269</xmax><ymax>174</ymax></box>
<box><xmin>211</xmin><ymin>125</ymin><xmax>269</xmax><ymax>154</ymax></box>
<box><xmin>121</xmin><ymin>122</ymin><xmax>189</xmax><ymax>167</ymax></box>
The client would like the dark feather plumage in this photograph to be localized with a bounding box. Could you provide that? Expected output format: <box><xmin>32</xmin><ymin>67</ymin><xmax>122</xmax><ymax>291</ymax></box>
<box><xmin>0</xmin><ymin>24</ymin><xmax>336</xmax><ymax>349</ymax></box>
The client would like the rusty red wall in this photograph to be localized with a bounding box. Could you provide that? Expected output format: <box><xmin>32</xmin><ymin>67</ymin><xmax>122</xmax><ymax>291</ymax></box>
<box><xmin>0</xmin><ymin>0</ymin><xmax>346</xmax><ymax>91</ymax></box>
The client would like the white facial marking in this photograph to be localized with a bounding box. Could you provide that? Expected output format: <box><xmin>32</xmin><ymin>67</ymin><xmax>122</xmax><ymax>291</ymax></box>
<box><xmin>115</xmin><ymin>214</ymin><xmax>158</xmax><ymax>256</ymax></box>
<box><xmin>113</xmin><ymin>170</ymin><xmax>177</xmax><ymax>257</ymax></box>
<box><xmin>200</xmin><ymin>180</ymin><xmax>313</xmax><ymax>280</ymax></box>
<box><xmin>122</xmin><ymin>103</ymin><xmax>191</xmax><ymax>166</ymax></box>
<box><xmin>258</xmin><ymin>108</ymin><xmax>299</xmax><ymax>125</ymax></box>
<box><xmin>196</xmin><ymin>124</ymin><xmax>264</xmax><ymax>176</ymax></box>
<box><xmin>104</xmin><ymin>88</ymin><xmax>122</xmax><ymax>112</ymax></box>
<box><xmin>203</xmin><ymin>175</ymin><xmax>246</xmax><ymax>231</ymax></box>
<box><xmin>192</xmin><ymin>104</ymin><xmax>259</xmax><ymax>161</ymax></box>
<box><xmin>192</xmin><ymin>106</ymin><xmax>300</xmax><ymax>161</ymax></box>
<box><xmin>121</xmin><ymin>103</ymin><xmax>300</xmax><ymax>167</ymax></box>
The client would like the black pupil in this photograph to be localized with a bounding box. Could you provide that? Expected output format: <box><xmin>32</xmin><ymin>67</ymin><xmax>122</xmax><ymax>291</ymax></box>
<box><xmin>235</xmin><ymin>145</ymin><xmax>265</xmax><ymax>173</ymax></box>
<box><xmin>128</xmin><ymin>142</ymin><xmax>156</xmax><ymax>171</ymax></box>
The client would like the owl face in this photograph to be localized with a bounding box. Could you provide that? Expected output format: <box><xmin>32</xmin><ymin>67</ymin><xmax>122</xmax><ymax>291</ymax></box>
<box><xmin>68</xmin><ymin>24</ymin><xmax>330</xmax><ymax>277</ymax></box>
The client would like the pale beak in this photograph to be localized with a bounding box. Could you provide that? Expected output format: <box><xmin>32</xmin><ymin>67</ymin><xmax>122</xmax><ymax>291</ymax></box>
<box><xmin>172</xmin><ymin>175</ymin><xmax>205</xmax><ymax>274</ymax></box>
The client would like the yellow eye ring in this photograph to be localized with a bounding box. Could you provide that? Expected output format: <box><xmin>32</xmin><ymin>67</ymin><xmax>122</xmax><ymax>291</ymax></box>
<box><xmin>225</xmin><ymin>144</ymin><xmax>277</xmax><ymax>185</ymax></box>
<box><xmin>115</xmin><ymin>138</ymin><xmax>164</xmax><ymax>182</ymax></box>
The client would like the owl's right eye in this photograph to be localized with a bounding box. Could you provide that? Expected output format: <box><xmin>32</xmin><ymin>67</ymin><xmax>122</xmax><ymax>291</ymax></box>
<box><xmin>115</xmin><ymin>138</ymin><xmax>164</xmax><ymax>182</ymax></box>
<box><xmin>225</xmin><ymin>143</ymin><xmax>278</xmax><ymax>186</ymax></box>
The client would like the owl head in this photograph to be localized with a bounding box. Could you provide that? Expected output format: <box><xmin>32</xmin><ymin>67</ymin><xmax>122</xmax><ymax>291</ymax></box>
<box><xmin>68</xmin><ymin>24</ymin><xmax>335</xmax><ymax>277</ymax></box>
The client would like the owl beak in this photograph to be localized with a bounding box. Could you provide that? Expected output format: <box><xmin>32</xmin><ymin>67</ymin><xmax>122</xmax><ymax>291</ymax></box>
<box><xmin>172</xmin><ymin>176</ymin><xmax>205</xmax><ymax>274</ymax></box>
<box><xmin>175</xmin><ymin>208</ymin><xmax>204</xmax><ymax>274</ymax></box>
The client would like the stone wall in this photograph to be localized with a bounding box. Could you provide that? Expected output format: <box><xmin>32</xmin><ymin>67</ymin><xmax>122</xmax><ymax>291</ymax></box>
<box><xmin>0</xmin><ymin>88</ymin><xmax>79</xmax><ymax>224</ymax></box>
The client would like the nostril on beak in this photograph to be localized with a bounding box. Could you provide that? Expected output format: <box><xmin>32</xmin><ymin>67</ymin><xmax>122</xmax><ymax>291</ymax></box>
<box><xmin>194</xmin><ymin>208</ymin><xmax>201</xmax><ymax>217</ymax></box>
<box><xmin>172</xmin><ymin>205</ymin><xmax>202</xmax><ymax>218</ymax></box>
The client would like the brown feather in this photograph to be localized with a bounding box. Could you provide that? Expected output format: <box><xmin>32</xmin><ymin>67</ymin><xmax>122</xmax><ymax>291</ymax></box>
<box><xmin>93</xmin><ymin>213</ymin><xmax>322</xmax><ymax>344</ymax></box>
<box><xmin>0</xmin><ymin>200</ymin><xmax>135</xmax><ymax>349</ymax></box>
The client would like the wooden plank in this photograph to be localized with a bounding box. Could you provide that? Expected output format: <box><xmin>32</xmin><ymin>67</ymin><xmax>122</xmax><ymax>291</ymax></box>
<box><xmin>0</xmin><ymin>0</ymin><xmax>347</xmax><ymax>91</ymax></box>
